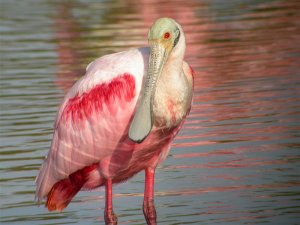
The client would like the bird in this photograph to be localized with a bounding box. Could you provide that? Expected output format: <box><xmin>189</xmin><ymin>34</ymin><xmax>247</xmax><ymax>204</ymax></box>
<box><xmin>35</xmin><ymin>17</ymin><xmax>194</xmax><ymax>225</ymax></box>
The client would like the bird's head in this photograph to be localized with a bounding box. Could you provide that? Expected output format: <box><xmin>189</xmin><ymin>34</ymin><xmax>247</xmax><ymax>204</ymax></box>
<box><xmin>148</xmin><ymin>18</ymin><xmax>181</xmax><ymax>56</ymax></box>
<box><xmin>129</xmin><ymin>18</ymin><xmax>185</xmax><ymax>143</ymax></box>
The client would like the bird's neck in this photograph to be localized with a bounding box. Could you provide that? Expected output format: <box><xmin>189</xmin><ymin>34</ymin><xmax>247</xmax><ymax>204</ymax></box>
<box><xmin>152</xmin><ymin>54</ymin><xmax>188</xmax><ymax>129</ymax></box>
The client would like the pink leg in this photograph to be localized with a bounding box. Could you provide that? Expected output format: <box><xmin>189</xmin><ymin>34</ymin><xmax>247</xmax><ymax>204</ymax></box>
<box><xmin>143</xmin><ymin>168</ymin><xmax>157</xmax><ymax>225</ymax></box>
<box><xmin>104</xmin><ymin>179</ymin><xmax>117</xmax><ymax>225</ymax></box>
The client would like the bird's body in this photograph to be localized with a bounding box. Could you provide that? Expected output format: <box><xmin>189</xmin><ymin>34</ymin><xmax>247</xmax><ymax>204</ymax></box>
<box><xmin>36</xmin><ymin>18</ymin><xmax>194</xmax><ymax>225</ymax></box>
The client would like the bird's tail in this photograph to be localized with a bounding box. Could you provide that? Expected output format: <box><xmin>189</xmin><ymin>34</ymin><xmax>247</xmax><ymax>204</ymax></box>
<box><xmin>46</xmin><ymin>173</ymin><xmax>85</xmax><ymax>211</ymax></box>
<box><xmin>46</xmin><ymin>164</ymin><xmax>98</xmax><ymax>211</ymax></box>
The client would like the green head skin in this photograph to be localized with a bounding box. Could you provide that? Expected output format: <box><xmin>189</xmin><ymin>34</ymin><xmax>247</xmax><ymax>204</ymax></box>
<box><xmin>129</xmin><ymin>18</ymin><xmax>181</xmax><ymax>143</ymax></box>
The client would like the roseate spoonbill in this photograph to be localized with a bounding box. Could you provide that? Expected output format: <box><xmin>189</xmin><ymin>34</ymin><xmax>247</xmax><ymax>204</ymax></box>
<box><xmin>36</xmin><ymin>17</ymin><xmax>194</xmax><ymax>225</ymax></box>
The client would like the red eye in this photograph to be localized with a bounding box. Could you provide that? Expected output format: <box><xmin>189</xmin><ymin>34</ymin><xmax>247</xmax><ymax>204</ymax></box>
<box><xmin>164</xmin><ymin>32</ymin><xmax>171</xmax><ymax>39</ymax></box>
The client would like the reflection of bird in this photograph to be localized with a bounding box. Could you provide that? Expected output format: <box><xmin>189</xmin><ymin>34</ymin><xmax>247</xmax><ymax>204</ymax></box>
<box><xmin>36</xmin><ymin>18</ymin><xmax>194</xmax><ymax>225</ymax></box>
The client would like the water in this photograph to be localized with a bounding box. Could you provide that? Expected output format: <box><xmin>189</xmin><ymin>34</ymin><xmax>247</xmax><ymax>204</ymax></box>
<box><xmin>1</xmin><ymin>0</ymin><xmax>300</xmax><ymax>224</ymax></box>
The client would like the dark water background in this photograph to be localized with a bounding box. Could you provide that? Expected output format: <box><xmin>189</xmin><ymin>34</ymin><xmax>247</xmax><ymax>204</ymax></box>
<box><xmin>1</xmin><ymin>0</ymin><xmax>300</xmax><ymax>224</ymax></box>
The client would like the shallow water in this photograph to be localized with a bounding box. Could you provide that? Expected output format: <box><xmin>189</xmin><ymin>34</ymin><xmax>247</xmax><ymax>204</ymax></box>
<box><xmin>1</xmin><ymin>0</ymin><xmax>300</xmax><ymax>224</ymax></box>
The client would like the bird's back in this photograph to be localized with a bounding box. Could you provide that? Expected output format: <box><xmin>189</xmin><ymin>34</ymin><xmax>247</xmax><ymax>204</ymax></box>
<box><xmin>36</xmin><ymin>48</ymin><xmax>150</xmax><ymax>201</ymax></box>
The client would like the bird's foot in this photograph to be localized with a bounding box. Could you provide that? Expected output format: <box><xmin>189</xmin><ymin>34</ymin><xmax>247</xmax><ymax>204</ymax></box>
<box><xmin>143</xmin><ymin>200</ymin><xmax>157</xmax><ymax>225</ymax></box>
<box><xmin>104</xmin><ymin>209</ymin><xmax>118</xmax><ymax>225</ymax></box>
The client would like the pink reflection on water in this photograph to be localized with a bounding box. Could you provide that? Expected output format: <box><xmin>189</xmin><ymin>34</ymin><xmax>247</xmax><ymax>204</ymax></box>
<box><xmin>53</xmin><ymin>2</ymin><xmax>88</xmax><ymax>92</ymax></box>
<box><xmin>173</xmin><ymin>148</ymin><xmax>242</xmax><ymax>158</ymax></box>
<box><xmin>178</xmin><ymin>1</ymin><xmax>300</xmax><ymax>158</ymax></box>
<box><xmin>167</xmin><ymin>155</ymin><xmax>296</xmax><ymax>171</ymax></box>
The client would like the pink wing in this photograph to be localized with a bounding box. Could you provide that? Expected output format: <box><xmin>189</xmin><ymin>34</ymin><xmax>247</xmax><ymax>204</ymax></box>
<box><xmin>36</xmin><ymin>48</ymin><xmax>149</xmax><ymax>201</ymax></box>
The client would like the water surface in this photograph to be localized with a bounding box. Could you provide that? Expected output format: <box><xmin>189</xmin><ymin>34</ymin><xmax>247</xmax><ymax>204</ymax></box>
<box><xmin>1</xmin><ymin>0</ymin><xmax>300</xmax><ymax>224</ymax></box>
